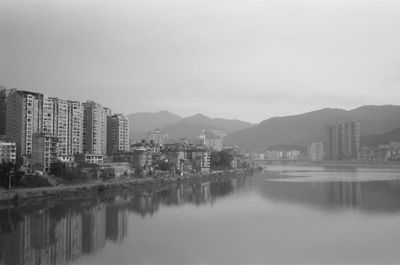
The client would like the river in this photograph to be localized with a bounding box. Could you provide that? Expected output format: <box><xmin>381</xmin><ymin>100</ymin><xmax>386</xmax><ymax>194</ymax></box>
<box><xmin>2</xmin><ymin>165</ymin><xmax>400</xmax><ymax>265</ymax></box>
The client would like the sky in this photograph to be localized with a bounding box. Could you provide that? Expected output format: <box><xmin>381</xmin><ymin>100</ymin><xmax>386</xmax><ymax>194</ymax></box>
<box><xmin>1</xmin><ymin>0</ymin><xmax>400</xmax><ymax>123</ymax></box>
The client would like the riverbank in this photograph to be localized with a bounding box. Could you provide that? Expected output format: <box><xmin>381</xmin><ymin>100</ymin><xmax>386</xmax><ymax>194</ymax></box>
<box><xmin>297</xmin><ymin>160</ymin><xmax>400</xmax><ymax>168</ymax></box>
<box><xmin>260</xmin><ymin>160</ymin><xmax>400</xmax><ymax>168</ymax></box>
<box><xmin>0</xmin><ymin>169</ymin><xmax>252</xmax><ymax>209</ymax></box>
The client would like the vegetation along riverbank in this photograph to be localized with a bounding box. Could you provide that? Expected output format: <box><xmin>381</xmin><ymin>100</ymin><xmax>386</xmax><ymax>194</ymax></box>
<box><xmin>0</xmin><ymin>169</ymin><xmax>254</xmax><ymax>209</ymax></box>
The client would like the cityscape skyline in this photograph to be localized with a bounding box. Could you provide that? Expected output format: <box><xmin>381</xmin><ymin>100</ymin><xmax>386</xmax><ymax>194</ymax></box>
<box><xmin>1</xmin><ymin>83</ymin><xmax>399</xmax><ymax>125</ymax></box>
<box><xmin>1</xmin><ymin>0</ymin><xmax>400</xmax><ymax>123</ymax></box>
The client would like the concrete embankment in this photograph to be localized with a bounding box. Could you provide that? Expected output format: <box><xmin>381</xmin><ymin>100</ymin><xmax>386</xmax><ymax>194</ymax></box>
<box><xmin>0</xmin><ymin>169</ymin><xmax>251</xmax><ymax>209</ymax></box>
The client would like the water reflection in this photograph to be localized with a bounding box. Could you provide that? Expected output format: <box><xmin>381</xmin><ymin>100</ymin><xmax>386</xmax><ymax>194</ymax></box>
<box><xmin>259</xmin><ymin>167</ymin><xmax>400</xmax><ymax>213</ymax></box>
<box><xmin>0</xmin><ymin>176</ymin><xmax>249</xmax><ymax>265</ymax></box>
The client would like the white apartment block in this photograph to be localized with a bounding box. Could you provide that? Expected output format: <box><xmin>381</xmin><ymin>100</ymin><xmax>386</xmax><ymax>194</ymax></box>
<box><xmin>83</xmin><ymin>101</ymin><xmax>109</xmax><ymax>155</ymax></box>
<box><xmin>6</xmin><ymin>90</ymin><xmax>42</xmax><ymax>157</ymax></box>
<box><xmin>0</xmin><ymin>140</ymin><xmax>17</xmax><ymax>164</ymax></box>
<box><xmin>307</xmin><ymin>142</ymin><xmax>325</xmax><ymax>161</ymax></box>
<box><xmin>5</xmin><ymin>90</ymin><xmax>84</xmax><ymax>159</ymax></box>
<box><xmin>52</xmin><ymin>98</ymin><xmax>84</xmax><ymax>156</ymax></box>
<box><xmin>147</xmin><ymin>129</ymin><xmax>168</xmax><ymax>146</ymax></box>
<box><xmin>107</xmin><ymin>114</ymin><xmax>129</xmax><ymax>155</ymax></box>
<box><xmin>68</xmin><ymin>100</ymin><xmax>83</xmax><ymax>155</ymax></box>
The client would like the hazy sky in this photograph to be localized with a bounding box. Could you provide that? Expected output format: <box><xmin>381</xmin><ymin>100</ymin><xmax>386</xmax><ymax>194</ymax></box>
<box><xmin>1</xmin><ymin>0</ymin><xmax>400</xmax><ymax>123</ymax></box>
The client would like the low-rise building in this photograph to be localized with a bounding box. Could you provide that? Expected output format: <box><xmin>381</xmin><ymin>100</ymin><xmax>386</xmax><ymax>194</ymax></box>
<box><xmin>31</xmin><ymin>133</ymin><xmax>59</xmax><ymax>173</ymax></box>
<box><xmin>190</xmin><ymin>148</ymin><xmax>210</xmax><ymax>174</ymax></box>
<box><xmin>307</xmin><ymin>142</ymin><xmax>325</xmax><ymax>161</ymax></box>
<box><xmin>360</xmin><ymin>146</ymin><xmax>375</xmax><ymax>161</ymax></box>
<box><xmin>100</xmin><ymin>162</ymin><xmax>133</xmax><ymax>178</ymax></box>
<box><xmin>376</xmin><ymin>142</ymin><xmax>400</xmax><ymax>161</ymax></box>
<box><xmin>0</xmin><ymin>139</ymin><xmax>17</xmax><ymax>164</ymax></box>
<box><xmin>113</xmin><ymin>148</ymin><xmax>152</xmax><ymax>172</ymax></box>
<box><xmin>265</xmin><ymin>150</ymin><xmax>284</xmax><ymax>160</ymax></box>
<box><xmin>75</xmin><ymin>153</ymin><xmax>104</xmax><ymax>165</ymax></box>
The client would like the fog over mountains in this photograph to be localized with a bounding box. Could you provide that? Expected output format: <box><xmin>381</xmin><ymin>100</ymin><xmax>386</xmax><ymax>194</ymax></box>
<box><xmin>128</xmin><ymin>105</ymin><xmax>400</xmax><ymax>151</ymax></box>
<box><xmin>225</xmin><ymin>105</ymin><xmax>400</xmax><ymax>151</ymax></box>
<box><xmin>127</xmin><ymin>111</ymin><xmax>254</xmax><ymax>140</ymax></box>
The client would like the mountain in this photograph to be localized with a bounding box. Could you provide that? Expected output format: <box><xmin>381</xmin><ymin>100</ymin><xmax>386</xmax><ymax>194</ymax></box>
<box><xmin>127</xmin><ymin>111</ymin><xmax>182</xmax><ymax>140</ymax></box>
<box><xmin>224</xmin><ymin>105</ymin><xmax>400</xmax><ymax>151</ymax></box>
<box><xmin>361</xmin><ymin>128</ymin><xmax>400</xmax><ymax>148</ymax></box>
<box><xmin>182</xmin><ymin>114</ymin><xmax>254</xmax><ymax>133</ymax></box>
<box><xmin>160</xmin><ymin>114</ymin><xmax>254</xmax><ymax>139</ymax></box>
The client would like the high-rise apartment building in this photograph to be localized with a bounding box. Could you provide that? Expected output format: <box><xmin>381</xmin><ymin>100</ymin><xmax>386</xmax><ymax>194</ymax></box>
<box><xmin>67</xmin><ymin>100</ymin><xmax>84</xmax><ymax>155</ymax></box>
<box><xmin>0</xmin><ymin>86</ymin><xmax>11</xmax><ymax>135</ymax></box>
<box><xmin>198</xmin><ymin>130</ymin><xmax>223</xmax><ymax>151</ymax></box>
<box><xmin>83</xmin><ymin>101</ymin><xmax>109</xmax><ymax>155</ymax></box>
<box><xmin>6</xmin><ymin>90</ymin><xmax>43</xmax><ymax>157</ymax></box>
<box><xmin>52</xmin><ymin>98</ymin><xmax>68</xmax><ymax>156</ymax></box>
<box><xmin>52</xmin><ymin>98</ymin><xmax>84</xmax><ymax>156</ymax></box>
<box><xmin>5</xmin><ymin>90</ymin><xmax>84</xmax><ymax>159</ymax></box>
<box><xmin>342</xmin><ymin>121</ymin><xmax>360</xmax><ymax>159</ymax></box>
<box><xmin>147</xmin><ymin>129</ymin><xmax>168</xmax><ymax>146</ymax></box>
<box><xmin>41</xmin><ymin>95</ymin><xmax>54</xmax><ymax>134</ymax></box>
<box><xmin>107</xmin><ymin>114</ymin><xmax>129</xmax><ymax>155</ymax></box>
<box><xmin>326</xmin><ymin>121</ymin><xmax>360</xmax><ymax>160</ymax></box>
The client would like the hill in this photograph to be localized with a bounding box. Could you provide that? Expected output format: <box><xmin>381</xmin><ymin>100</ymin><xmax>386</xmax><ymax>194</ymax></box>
<box><xmin>361</xmin><ymin>128</ymin><xmax>400</xmax><ymax>148</ymax></box>
<box><xmin>127</xmin><ymin>111</ymin><xmax>182</xmax><ymax>140</ymax></box>
<box><xmin>181</xmin><ymin>114</ymin><xmax>253</xmax><ymax>133</ymax></box>
<box><xmin>224</xmin><ymin>105</ymin><xmax>400</xmax><ymax>151</ymax></box>
<box><xmin>160</xmin><ymin>114</ymin><xmax>253</xmax><ymax>139</ymax></box>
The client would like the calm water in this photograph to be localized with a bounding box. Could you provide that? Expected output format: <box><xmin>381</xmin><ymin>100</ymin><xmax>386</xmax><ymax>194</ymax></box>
<box><xmin>2</xmin><ymin>166</ymin><xmax>400</xmax><ymax>265</ymax></box>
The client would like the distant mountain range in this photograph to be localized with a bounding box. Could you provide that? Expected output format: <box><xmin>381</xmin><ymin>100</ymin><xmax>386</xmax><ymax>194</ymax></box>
<box><xmin>127</xmin><ymin>111</ymin><xmax>254</xmax><ymax>140</ymax></box>
<box><xmin>128</xmin><ymin>105</ymin><xmax>400</xmax><ymax>151</ymax></box>
<box><xmin>127</xmin><ymin>111</ymin><xmax>182</xmax><ymax>140</ymax></box>
<box><xmin>361</xmin><ymin>128</ymin><xmax>400</xmax><ymax>148</ymax></box>
<box><xmin>224</xmin><ymin>105</ymin><xmax>400</xmax><ymax>151</ymax></box>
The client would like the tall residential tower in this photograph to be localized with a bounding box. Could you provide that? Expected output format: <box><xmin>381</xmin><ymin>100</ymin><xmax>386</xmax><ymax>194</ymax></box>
<box><xmin>83</xmin><ymin>101</ymin><xmax>109</xmax><ymax>155</ymax></box>
<box><xmin>107</xmin><ymin>114</ymin><xmax>129</xmax><ymax>155</ymax></box>
<box><xmin>326</xmin><ymin>121</ymin><xmax>360</xmax><ymax>160</ymax></box>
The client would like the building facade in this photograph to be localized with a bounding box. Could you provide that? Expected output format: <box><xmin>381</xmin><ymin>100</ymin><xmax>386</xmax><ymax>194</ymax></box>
<box><xmin>307</xmin><ymin>142</ymin><xmax>325</xmax><ymax>161</ymax></box>
<box><xmin>5</xmin><ymin>90</ymin><xmax>84</xmax><ymax>159</ymax></box>
<box><xmin>6</xmin><ymin>90</ymin><xmax>43</xmax><ymax>157</ymax></box>
<box><xmin>326</xmin><ymin>121</ymin><xmax>360</xmax><ymax>160</ymax></box>
<box><xmin>83</xmin><ymin>101</ymin><xmax>109</xmax><ymax>155</ymax></box>
<box><xmin>0</xmin><ymin>140</ymin><xmax>17</xmax><ymax>164</ymax></box>
<box><xmin>67</xmin><ymin>100</ymin><xmax>84</xmax><ymax>155</ymax></box>
<box><xmin>0</xmin><ymin>86</ymin><xmax>11</xmax><ymax>135</ymax></box>
<box><xmin>147</xmin><ymin>129</ymin><xmax>168</xmax><ymax>146</ymax></box>
<box><xmin>107</xmin><ymin>114</ymin><xmax>129</xmax><ymax>155</ymax></box>
<box><xmin>31</xmin><ymin>133</ymin><xmax>59</xmax><ymax>173</ymax></box>
<box><xmin>52</xmin><ymin>98</ymin><xmax>84</xmax><ymax>156</ymax></box>
<box><xmin>198</xmin><ymin>130</ymin><xmax>223</xmax><ymax>151</ymax></box>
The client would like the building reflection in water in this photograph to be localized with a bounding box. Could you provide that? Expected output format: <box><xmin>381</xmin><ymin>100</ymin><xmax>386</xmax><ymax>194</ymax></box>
<box><xmin>260</xmin><ymin>170</ymin><xmax>400</xmax><ymax>212</ymax></box>
<box><xmin>327</xmin><ymin>182</ymin><xmax>362</xmax><ymax>208</ymax></box>
<box><xmin>0</xmin><ymin>175</ymin><xmax>249</xmax><ymax>265</ymax></box>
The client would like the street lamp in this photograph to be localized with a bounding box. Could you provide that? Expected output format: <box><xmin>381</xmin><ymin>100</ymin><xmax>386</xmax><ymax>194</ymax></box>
<box><xmin>9</xmin><ymin>169</ymin><xmax>14</xmax><ymax>190</ymax></box>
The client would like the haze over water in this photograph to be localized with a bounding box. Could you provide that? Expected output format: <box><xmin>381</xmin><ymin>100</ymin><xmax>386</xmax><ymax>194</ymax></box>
<box><xmin>2</xmin><ymin>166</ymin><xmax>400</xmax><ymax>265</ymax></box>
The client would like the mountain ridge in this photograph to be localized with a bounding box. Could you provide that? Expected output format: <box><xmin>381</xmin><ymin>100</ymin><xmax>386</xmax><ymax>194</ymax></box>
<box><xmin>127</xmin><ymin>111</ymin><xmax>253</xmax><ymax>140</ymax></box>
<box><xmin>225</xmin><ymin>105</ymin><xmax>400</xmax><ymax>151</ymax></box>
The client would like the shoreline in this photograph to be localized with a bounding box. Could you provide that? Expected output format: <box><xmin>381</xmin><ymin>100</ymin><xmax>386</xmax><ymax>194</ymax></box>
<box><xmin>261</xmin><ymin>160</ymin><xmax>400</xmax><ymax>168</ymax></box>
<box><xmin>0</xmin><ymin>169</ymin><xmax>252</xmax><ymax>208</ymax></box>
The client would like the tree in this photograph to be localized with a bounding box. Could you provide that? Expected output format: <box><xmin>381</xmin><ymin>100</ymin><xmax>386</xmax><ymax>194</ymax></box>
<box><xmin>0</xmin><ymin>161</ymin><xmax>23</xmax><ymax>189</ymax></box>
<box><xmin>50</xmin><ymin>161</ymin><xmax>68</xmax><ymax>177</ymax></box>
<box><xmin>157</xmin><ymin>159</ymin><xmax>176</xmax><ymax>173</ymax></box>
<box><xmin>211</xmin><ymin>150</ymin><xmax>233</xmax><ymax>170</ymax></box>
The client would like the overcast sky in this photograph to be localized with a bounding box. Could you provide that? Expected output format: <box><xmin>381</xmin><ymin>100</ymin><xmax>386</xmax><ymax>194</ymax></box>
<box><xmin>1</xmin><ymin>0</ymin><xmax>400</xmax><ymax>123</ymax></box>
